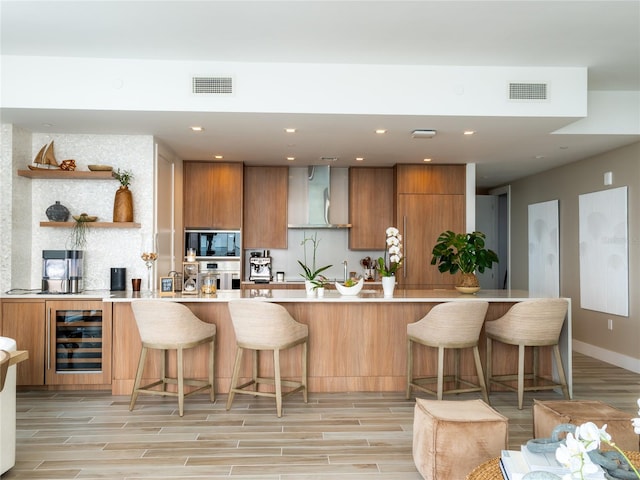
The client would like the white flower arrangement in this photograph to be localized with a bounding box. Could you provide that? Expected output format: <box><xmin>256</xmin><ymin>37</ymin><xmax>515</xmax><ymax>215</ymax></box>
<box><xmin>554</xmin><ymin>399</ymin><xmax>640</xmax><ymax>479</ymax></box>
<box><xmin>376</xmin><ymin>227</ymin><xmax>403</xmax><ymax>277</ymax></box>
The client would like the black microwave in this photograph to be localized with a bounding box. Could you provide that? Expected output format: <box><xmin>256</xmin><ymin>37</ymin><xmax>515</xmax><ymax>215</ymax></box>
<box><xmin>185</xmin><ymin>230</ymin><xmax>241</xmax><ymax>259</ymax></box>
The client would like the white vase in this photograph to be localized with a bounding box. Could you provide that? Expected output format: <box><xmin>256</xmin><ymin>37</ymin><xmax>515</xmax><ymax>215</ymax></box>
<box><xmin>316</xmin><ymin>287</ymin><xmax>325</xmax><ymax>298</ymax></box>
<box><xmin>304</xmin><ymin>280</ymin><xmax>316</xmax><ymax>297</ymax></box>
<box><xmin>381</xmin><ymin>276</ymin><xmax>395</xmax><ymax>297</ymax></box>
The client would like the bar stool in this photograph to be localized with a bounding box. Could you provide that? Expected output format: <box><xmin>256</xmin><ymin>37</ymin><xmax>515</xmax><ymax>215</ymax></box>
<box><xmin>485</xmin><ymin>298</ymin><xmax>571</xmax><ymax>410</ymax></box>
<box><xmin>406</xmin><ymin>301</ymin><xmax>490</xmax><ymax>402</ymax></box>
<box><xmin>226</xmin><ymin>300</ymin><xmax>308</xmax><ymax>417</ymax></box>
<box><xmin>129</xmin><ymin>300</ymin><xmax>216</xmax><ymax>417</ymax></box>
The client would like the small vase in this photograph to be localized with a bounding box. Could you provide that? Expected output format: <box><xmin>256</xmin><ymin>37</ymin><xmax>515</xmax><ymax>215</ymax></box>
<box><xmin>113</xmin><ymin>186</ymin><xmax>134</xmax><ymax>222</ymax></box>
<box><xmin>381</xmin><ymin>276</ymin><xmax>395</xmax><ymax>297</ymax></box>
<box><xmin>46</xmin><ymin>200</ymin><xmax>70</xmax><ymax>222</ymax></box>
<box><xmin>316</xmin><ymin>287</ymin><xmax>325</xmax><ymax>298</ymax></box>
<box><xmin>304</xmin><ymin>280</ymin><xmax>316</xmax><ymax>297</ymax></box>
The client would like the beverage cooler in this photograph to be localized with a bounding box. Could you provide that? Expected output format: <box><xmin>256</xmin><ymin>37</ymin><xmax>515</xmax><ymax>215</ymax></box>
<box><xmin>46</xmin><ymin>301</ymin><xmax>111</xmax><ymax>385</ymax></box>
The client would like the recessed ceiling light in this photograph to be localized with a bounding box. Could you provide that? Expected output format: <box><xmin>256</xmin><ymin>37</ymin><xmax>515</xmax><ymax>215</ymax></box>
<box><xmin>214</xmin><ymin>155</ymin><xmax>223</xmax><ymax>159</ymax></box>
<box><xmin>535</xmin><ymin>155</ymin><xmax>545</xmax><ymax>159</ymax></box>
<box><xmin>463</xmin><ymin>130</ymin><xmax>475</xmax><ymax>135</ymax></box>
<box><xmin>355</xmin><ymin>157</ymin><xmax>364</xmax><ymax>161</ymax></box>
<box><xmin>287</xmin><ymin>157</ymin><xmax>295</xmax><ymax>161</ymax></box>
<box><xmin>375</xmin><ymin>129</ymin><xmax>387</xmax><ymax>134</ymax></box>
<box><xmin>190</xmin><ymin>126</ymin><xmax>204</xmax><ymax>132</ymax></box>
<box><xmin>423</xmin><ymin>158</ymin><xmax>432</xmax><ymax>162</ymax></box>
<box><xmin>285</xmin><ymin>128</ymin><xmax>296</xmax><ymax>133</ymax></box>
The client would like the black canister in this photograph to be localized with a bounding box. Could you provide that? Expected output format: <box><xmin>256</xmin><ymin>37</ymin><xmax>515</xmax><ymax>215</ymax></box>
<box><xmin>110</xmin><ymin>268</ymin><xmax>126</xmax><ymax>291</ymax></box>
<box><xmin>45</xmin><ymin>201</ymin><xmax>70</xmax><ymax>222</ymax></box>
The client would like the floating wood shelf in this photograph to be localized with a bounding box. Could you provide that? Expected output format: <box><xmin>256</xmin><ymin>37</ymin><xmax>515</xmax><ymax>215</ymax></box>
<box><xmin>18</xmin><ymin>170</ymin><xmax>115</xmax><ymax>179</ymax></box>
<box><xmin>40</xmin><ymin>222</ymin><xmax>140</xmax><ymax>228</ymax></box>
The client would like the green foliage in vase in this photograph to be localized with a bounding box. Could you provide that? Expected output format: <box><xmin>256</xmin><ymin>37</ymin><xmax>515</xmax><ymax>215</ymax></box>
<box><xmin>298</xmin><ymin>232</ymin><xmax>332</xmax><ymax>281</ymax></box>
<box><xmin>112</xmin><ymin>168</ymin><xmax>133</xmax><ymax>187</ymax></box>
<box><xmin>430</xmin><ymin>230</ymin><xmax>499</xmax><ymax>275</ymax></box>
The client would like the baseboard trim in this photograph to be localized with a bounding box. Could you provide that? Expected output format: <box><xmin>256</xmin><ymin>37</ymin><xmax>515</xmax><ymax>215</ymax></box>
<box><xmin>573</xmin><ymin>340</ymin><xmax>640</xmax><ymax>374</ymax></box>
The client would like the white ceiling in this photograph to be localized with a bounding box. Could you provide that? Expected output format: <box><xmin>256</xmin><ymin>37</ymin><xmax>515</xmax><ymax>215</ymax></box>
<box><xmin>1</xmin><ymin>0</ymin><xmax>639</xmax><ymax>188</ymax></box>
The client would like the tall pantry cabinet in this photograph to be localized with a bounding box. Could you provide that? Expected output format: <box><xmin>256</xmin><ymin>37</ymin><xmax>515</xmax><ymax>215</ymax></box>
<box><xmin>395</xmin><ymin>165</ymin><xmax>466</xmax><ymax>288</ymax></box>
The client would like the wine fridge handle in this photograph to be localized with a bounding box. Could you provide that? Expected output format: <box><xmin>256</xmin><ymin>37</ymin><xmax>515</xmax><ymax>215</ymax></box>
<box><xmin>46</xmin><ymin>308</ymin><xmax>51</xmax><ymax>370</ymax></box>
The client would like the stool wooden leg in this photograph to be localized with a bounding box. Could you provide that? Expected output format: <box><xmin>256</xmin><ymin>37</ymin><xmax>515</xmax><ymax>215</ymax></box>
<box><xmin>437</xmin><ymin>346</ymin><xmax>445</xmax><ymax>401</ymax></box>
<box><xmin>252</xmin><ymin>348</ymin><xmax>259</xmax><ymax>393</ymax></box>
<box><xmin>274</xmin><ymin>348</ymin><xmax>282</xmax><ymax>418</ymax></box>
<box><xmin>518</xmin><ymin>344</ymin><xmax>525</xmax><ymax>410</ymax></box>
<box><xmin>177</xmin><ymin>347</ymin><xmax>184</xmax><ymax>417</ymax></box>
<box><xmin>406</xmin><ymin>338</ymin><xmax>413</xmax><ymax>399</ymax></box>
<box><xmin>454</xmin><ymin>348</ymin><xmax>460</xmax><ymax>390</ymax></box>
<box><xmin>472</xmin><ymin>345</ymin><xmax>489</xmax><ymax>404</ymax></box>
<box><xmin>129</xmin><ymin>345</ymin><xmax>148</xmax><ymax>411</ymax></box>
<box><xmin>301</xmin><ymin>340</ymin><xmax>308</xmax><ymax>403</ymax></box>
<box><xmin>553</xmin><ymin>345</ymin><xmax>571</xmax><ymax>400</ymax></box>
<box><xmin>209</xmin><ymin>338</ymin><xmax>215</xmax><ymax>402</ymax></box>
<box><xmin>226</xmin><ymin>347</ymin><xmax>244</xmax><ymax>411</ymax></box>
<box><xmin>486</xmin><ymin>337</ymin><xmax>493</xmax><ymax>392</ymax></box>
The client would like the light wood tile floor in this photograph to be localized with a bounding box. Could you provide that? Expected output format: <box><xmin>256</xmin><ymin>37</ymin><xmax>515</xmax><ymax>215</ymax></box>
<box><xmin>3</xmin><ymin>352</ymin><xmax>639</xmax><ymax>479</ymax></box>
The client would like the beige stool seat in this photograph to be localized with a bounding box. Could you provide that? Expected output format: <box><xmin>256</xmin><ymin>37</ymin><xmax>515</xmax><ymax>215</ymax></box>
<box><xmin>129</xmin><ymin>300</ymin><xmax>216</xmax><ymax>417</ymax></box>
<box><xmin>407</xmin><ymin>301</ymin><xmax>490</xmax><ymax>402</ymax></box>
<box><xmin>485</xmin><ymin>298</ymin><xmax>570</xmax><ymax>410</ymax></box>
<box><xmin>226</xmin><ymin>300</ymin><xmax>308</xmax><ymax>417</ymax></box>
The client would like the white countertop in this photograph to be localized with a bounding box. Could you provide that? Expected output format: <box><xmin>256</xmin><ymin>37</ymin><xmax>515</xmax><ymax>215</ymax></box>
<box><xmin>2</xmin><ymin>289</ymin><xmax>537</xmax><ymax>303</ymax></box>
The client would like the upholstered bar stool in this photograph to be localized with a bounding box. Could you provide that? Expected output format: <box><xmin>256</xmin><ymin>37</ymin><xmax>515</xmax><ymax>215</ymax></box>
<box><xmin>407</xmin><ymin>301</ymin><xmax>490</xmax><ymax>402</ymax></box>
<box><xmin>129</xmin><ymin>300</ymin><xmax>216</xmax><ymax>417</ymax></box>
<box><xmin>226</xmin><ymin>300</ymin><xmax>308</xmax><ymax>417</ymax></box>
<box><xmin>485</xmin><ymin>298</ymin><xmax>571</xmax><ymax>410</ymax></box>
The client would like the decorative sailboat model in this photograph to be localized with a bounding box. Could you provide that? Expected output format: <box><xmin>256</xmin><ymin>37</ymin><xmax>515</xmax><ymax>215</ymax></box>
<box><xmin>28</xmin><ymin>141</ymin><xmax>60</xmax><ymax>170</ymax></box>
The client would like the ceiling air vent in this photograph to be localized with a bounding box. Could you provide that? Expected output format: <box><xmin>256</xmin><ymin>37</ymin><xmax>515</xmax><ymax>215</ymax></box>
<box><xmin>509</xmin><ymin>82</ymin><xmax>548</xmax><ymax>100</ymax></box>
<box><xmin>192</xmin><ymin>76</ymin><xmax>233</xmax><ymax>94</ymax></box>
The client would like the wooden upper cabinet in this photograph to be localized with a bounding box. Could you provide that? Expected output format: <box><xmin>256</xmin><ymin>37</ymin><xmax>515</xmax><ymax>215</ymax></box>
<box><xmin>395</xmin><ymin>164</ymin><xmax>466</xmax><ymax>195</ymax></box>
<box><xmin>183</xmin><ymin>162</ymin><xmax>243</xmax><ymax>229</ymax></box>
<box><xmin>349</xmin><ymin>167</ymin><xmax>394</xmax><ymax>250</ymax></box>
<box><xmin>243</xmin><ymin>166</ymin><xmax>288</xmax><ymax>249</ymax></box>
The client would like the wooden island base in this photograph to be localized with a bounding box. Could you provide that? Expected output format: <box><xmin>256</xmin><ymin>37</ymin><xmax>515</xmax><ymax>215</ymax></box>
<box><xmin>110</xmin><ymin>294</ymin><xmax>572</xmax><ymax>396</ymax></box>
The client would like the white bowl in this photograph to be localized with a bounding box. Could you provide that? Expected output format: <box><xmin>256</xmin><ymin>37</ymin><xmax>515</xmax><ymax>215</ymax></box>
<box><xmin>334</xmin><ymin>277</ymin><xmax>364</xmax><ymax>296</ymax></box>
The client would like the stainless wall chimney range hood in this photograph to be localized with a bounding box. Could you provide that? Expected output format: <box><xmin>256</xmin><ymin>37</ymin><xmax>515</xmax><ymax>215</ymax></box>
<box><xmin>288</xmin><ymin>165</ymin><xmax>351</xmax><ymax>229</ymax></box>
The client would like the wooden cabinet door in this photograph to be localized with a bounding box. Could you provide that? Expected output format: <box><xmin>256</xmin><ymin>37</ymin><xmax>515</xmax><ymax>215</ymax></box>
<box><xmin>397</xmin><ymin>194</ymin><xmax>465</xmax><ymax>288</ymax></box>
<box><xmin>45</xmin><ymin>300</ymin><xmax>112</xmax><ymax>385</ymax></box>
<box><xmin>183</xmin><ymin>162</ymin><xmax>243</xmax><ymax>229</ymax></box>
<box><xmin>396</xmin><ymin>164</ymin><xmax>466</xmax><ymax>194</ymax></box>
<box><xmin>243</xmin><ymin>166</ymin><xmax>288</xmax><ymax>248</ymax></box>
<box><xmin>1</xmin><ymin>300</ymin><xmax>45</xmax><ymax>385</ymax></box>
<box><xmin>349</xmin><ymin>167</ymin><xmax>394</xmax><ymax>250</ymax></box>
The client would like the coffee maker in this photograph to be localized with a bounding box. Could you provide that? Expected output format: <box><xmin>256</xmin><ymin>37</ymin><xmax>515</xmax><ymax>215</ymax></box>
<box><xmin>42</xmin><ymin>250</ymin><xmax>84</xmax><ymax>294</ymax></box>
<box><xmin>249</xmin><ymin>251</ymin><xmax>272</xmax><ymax>283</ymax></box>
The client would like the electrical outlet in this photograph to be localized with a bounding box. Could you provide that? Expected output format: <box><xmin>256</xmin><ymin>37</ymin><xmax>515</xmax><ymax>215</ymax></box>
<box><xmin>608</xmin><ymin>319</ymin><xmax>613</xmax><ymax>330</ymax></box>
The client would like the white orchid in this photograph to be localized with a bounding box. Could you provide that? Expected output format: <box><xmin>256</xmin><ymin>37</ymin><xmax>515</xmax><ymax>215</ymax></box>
<box><xmin>376</xmin><ymin>227</ymin><xmax>403</xmax><ymax>277</ymax></box>
<box><xmin>555</xmin><ymin>408</ymin><xmax>640</xmax><ymax>479</ymax></box>
<box><xmin>633</xmin><ymin>399</ymin><xmax>640</xmax><ymax>435</ymax></box>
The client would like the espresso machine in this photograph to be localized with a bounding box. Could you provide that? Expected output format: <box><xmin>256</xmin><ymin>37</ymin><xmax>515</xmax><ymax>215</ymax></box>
<box><xmin>42</xmin><ymin>250</ymin><xmax>84</xmax><ymax>293</ymax></box>
<box><xmin>249</xmin><ymin>251</ymin><xmax>272</xmax><ymax>283</ymax></box>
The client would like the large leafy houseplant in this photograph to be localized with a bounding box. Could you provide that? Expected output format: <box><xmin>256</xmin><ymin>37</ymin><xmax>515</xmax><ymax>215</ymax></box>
<box><xmin>430</xmin><ymin>230</ymin><xmax>498</xmax><ymax>291</ymax></box>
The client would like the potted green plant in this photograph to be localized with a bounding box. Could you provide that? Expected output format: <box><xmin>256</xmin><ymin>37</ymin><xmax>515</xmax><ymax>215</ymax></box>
<box><xmin>298</xmin><ymin>233</ymin><xmax>332</xmax><ymax>296</ymax></box>
<box><xmin>430</xmin><ymin>230</ymin><xmax>499</xmax><ymax>293</ymax></box>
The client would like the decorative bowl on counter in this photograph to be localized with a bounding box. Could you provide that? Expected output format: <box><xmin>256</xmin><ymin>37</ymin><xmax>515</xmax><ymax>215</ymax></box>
<box><xmin>334</xmin><ymin>277</ymin><xmax>364</xmax><ymax>296</ymax></box>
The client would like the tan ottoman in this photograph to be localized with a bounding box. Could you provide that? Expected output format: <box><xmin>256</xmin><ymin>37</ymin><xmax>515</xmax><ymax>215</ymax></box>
<box><xmin>533</xmin><ymin>400</ymin><xmax>639</xmax><ymax>452</ymax></box>
<box><xmin>413</xmin><ymin>398</ymin><xmax>509</xmax><ymax>479</ymax></box>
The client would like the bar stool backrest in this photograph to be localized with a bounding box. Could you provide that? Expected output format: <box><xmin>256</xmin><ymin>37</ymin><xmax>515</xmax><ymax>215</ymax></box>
<box><xmin>493</xmin><ymin>298</ymin><xmax>568</xmax><ymax>345</ymax></box>
<box><xmin>227</xmin><ymin>300</ymin><xmax>308</xmax><ymax>349</ymax></box>
<box><xmin>131</xmin><ymin>300</ymin><xmax>215</xmax><ymax>347</ymax></box>
<box><xmin>409</xmin><ymin>301</ymin><xmax>489</xmax><ymax>346</ymax></box>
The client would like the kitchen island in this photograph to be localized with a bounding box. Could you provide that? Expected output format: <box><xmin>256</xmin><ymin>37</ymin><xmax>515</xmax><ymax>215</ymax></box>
<box><xmin>104</xmin><ymin>289</ymin><xmax>572</xmax><ymax>397</ymax></box>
